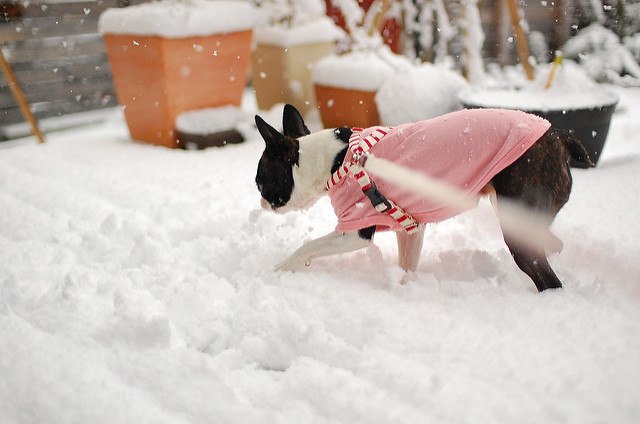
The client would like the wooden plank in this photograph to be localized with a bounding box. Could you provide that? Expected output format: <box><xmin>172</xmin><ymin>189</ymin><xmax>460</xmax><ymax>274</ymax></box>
<box><xmin>0</xmin><ymin>93</ymin><xmax>118</xmax><ymax>128</ymax></box>
<box><xmin>30</xmin><ymin>91</ymin><xmax>117</xmax><ymax>115</ymax></box>
<box><xmin>1</xmin><ymin>106</ymin><xmax>31</xmax><ymax>126</ymax></box>
<box><xmin>1</xmin><ymin>50</ymin><xmax>108</xmax><ymax>74</ymax></box>
<box><xmin>0</xmin><ymin>74</ymin><xmax>116</xmax><ymax>108</ymax></box>
<box><xmin>0</xmin><ymin>58</ymin><xmax>111</xmax><ymax>86</ymax></box>
<box><xmin>2</xmin><ymin>0</ymin><xmax>122</xmax><ymax>20</ymax></box>
<box><xmin>0</xmin><ymin>48</ymin><xmax>45</xmax><ymax>142</ymax></box>
<box><xmin>2</xmin><ymin>34</ymin><xmax>107</xmax><ymax>64</ymax></box>
<box><xmin>2</xmin><ymin>31</ymin><xmax>104</xmax><ymax>50</ymax></box>
<box><xmin>0</xmin><ymin>15</ymin><xmax>100</xmax><ymax>41</ymax></box>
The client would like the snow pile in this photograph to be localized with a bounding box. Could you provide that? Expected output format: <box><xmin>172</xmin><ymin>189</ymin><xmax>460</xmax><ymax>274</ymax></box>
<box><xmin>254</xmin><ymin>17</ymin><xmax>345</xmax><ymax>47</ymax></box>
<box><xmin>0</xmin><ymin>88</ymin><xmax>639</xmax><ymax>423</ymax></box>
<box><xmin>254</xmin><ymin>0</ymin><xmax>328</xmax><ymax>27</ymax></box>
<box><xmin>253</xmin><ymin>0</ymin><xmax>345</xmax><ymax>47</ymax></box>
<box><xmin>459</xmin><ymin>0</ymin><xmax>484</xmax><ymax>84</ymax></box>
<box><xmin>99</xmin><ymin>0</ymin><xmax>257</xmax><ymax>37</ymax></box>
<box><xmin>459</xmin><ymin>61</ymin><xmax>619</xmax><ymax>111</ymax></box>
<box><xmin>626</xmin><ymin>32</ymin><xmax>640</xmax><ymax>62</ymax></box>
<box><xmin>375</xmin><ymin>63</ymin><xmax>468</xmax><ymax>125</ymax></box>
<box><xmin>562</xmin><ymin>23</ymin><xmax>640</xmax><ymax>86</ymax></box>
<box><xmin>312</xmin><ymin>46</ymin><xmax>412</xmax><ymax>91</ymax></box>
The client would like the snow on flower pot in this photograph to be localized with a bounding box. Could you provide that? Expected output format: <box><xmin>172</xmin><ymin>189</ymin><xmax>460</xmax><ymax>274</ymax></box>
<box><xmin>459</xmin><ymin>62</ymin><xmax>619</xmax><ymax>167</ymax></box>
<box><xmin>99</xmin><ymin>0</ymin><xmax>256</xmax><ymax>148</ymax></box>
<box><xmin>175</xmin><ymin>105</ymin><xmax>253</xmax><ymax>150</ymax></box>
<box><xmin>252</xmin><ymin>17</ymin><xmax>344</xmax><ymax>114</ymax></box>
<box><xmin>374</xmin><ymin>63</ymin><xmax>468</xmax><ymax>125</ymax></box>
<box><xmin>312</xmin><ymin>47</ymin><xmax>410</xmax><ymax>128</ymax></box>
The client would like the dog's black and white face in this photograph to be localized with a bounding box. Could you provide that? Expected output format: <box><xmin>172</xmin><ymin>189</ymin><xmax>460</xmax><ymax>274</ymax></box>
<box><xmin>255</xmin><ymin>104</ymin><xmax>350</xmax><ymax>213</ymax></box>
<box><xmin>255</xmin><ymin>105</ymin><xmax>310</xmax><ymax>213</ymax></box>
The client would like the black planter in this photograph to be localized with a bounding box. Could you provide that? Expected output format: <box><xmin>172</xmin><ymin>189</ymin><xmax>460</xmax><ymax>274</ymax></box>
<box><xmin>177</xmin><ymin>129</ymin><xmax>245</xmax><ymax>150</ymax></box>
<box><xmin>460</xmin><ymin>91</ymin><xmax>618</xmax><ymax>168</ymax></box>
<box><xmin>175</xmin><ymin>106</ymin><xmax>249</xmax><ymax>150</ymax></box>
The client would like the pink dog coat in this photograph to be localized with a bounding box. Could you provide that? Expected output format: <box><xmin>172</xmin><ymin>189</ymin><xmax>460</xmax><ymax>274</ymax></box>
<box><xmin>328</xmin><ymin>108</ymin><xmax>551</xmax><ymax>232</ymax></box>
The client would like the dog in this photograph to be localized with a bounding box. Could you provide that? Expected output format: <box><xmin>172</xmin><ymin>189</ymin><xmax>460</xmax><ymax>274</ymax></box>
<box><xmin>254</xmin><ymin>104</ymin><xmax>593</xmax><ymax>291</ymax></box>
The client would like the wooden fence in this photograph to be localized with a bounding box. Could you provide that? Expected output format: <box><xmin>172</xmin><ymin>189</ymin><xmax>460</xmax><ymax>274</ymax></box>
<box><xmin>0</xmin><ymin>0</ymin><xmax>135</xmax><ymax>139</ymax></box>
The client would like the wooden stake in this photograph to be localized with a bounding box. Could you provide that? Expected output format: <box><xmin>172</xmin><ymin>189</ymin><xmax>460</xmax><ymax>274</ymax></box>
<box><xmin>544</xmin><ymin>51</ymin><xmax>563</xmax><ymax>89</ymax></box>
<box><xmin>504</xmin><ymin>0</ymin><xmax>535</xmax><ymax>81</ymax></box>
<box><xmin>0</xmin><ymin>48</ymin><xmax>46</xmax><ymax>143</ymax></box>
<box><xmin>368</xmin><ymin>0</ymin><xmax>391</xmax><ymax>37</ymax></box>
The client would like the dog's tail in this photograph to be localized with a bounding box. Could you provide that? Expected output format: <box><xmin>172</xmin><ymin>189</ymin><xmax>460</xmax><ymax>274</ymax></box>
<box><xmin>557</xmin><ymin>129</ymin><xmax>596</xmax><ymax>168</ymax></box>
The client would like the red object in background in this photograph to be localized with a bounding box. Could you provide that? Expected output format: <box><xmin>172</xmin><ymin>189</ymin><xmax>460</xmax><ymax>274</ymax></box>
<box><xmin>325</xmin><ymin>0</ymin><xmax>401</xmax><ymax>53</ymax></box>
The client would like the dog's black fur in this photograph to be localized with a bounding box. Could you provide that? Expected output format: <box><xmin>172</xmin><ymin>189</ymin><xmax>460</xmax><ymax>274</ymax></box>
<box><xmin>489</xmin><ymin>128</ymin><xmax>593</xmax><ymax>290</ymax></box>
<box><xmin>255</xmin><ymin>105</ymin><xmax>594</xmax><ymax>291</ymax></box>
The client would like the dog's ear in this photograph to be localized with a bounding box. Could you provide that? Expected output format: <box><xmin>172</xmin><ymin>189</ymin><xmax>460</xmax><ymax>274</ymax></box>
<box><xmin>255</xmin><ymin>114</ymin><xmax>299</xmax><ymax>163</ymax></box>
<box><xmin>282</xmin><ymin>104</ymin><xmax>310</xmax><ymax>138</ymax></box>
<box><xmin>255</xmin><ymin>115</ymin><xmax>286</xmax><ymax>149</ymax></box>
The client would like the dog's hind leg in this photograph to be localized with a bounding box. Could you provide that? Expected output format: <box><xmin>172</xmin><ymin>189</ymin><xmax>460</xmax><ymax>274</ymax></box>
<box><xmin>499</xmin><ymin>218</ymin><xmax>563</xmax><ymax>291</ymax></box>
<box><xmin>546</xmin><ymin>232</ymin><xmax>563</xmax><ymax>254</ymax></box>
<box><xmin>396</xmin><ymin>225</ymin><xmax>425</xmax><ymax>272</ymax></box>
<box><xmin>490</xmin><ymin>129</ymin><xmax>575</xmax><ymax>291</ymax></box>
<box><xmin>492</xmin><ymin>190</ymin><xmax>563</xmax><ymax>291</ymax></box>
<box><xmin>486</xmin><ymin>184</ymin><xmax>563</xmax><ymax>255</ymax></box>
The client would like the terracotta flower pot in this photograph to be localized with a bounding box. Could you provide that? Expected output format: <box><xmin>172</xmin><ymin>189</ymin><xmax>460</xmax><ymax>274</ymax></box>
<box><xmin>314</xmin><ymin>85</ymin><xmax>380</xmax><ymax>128</ymax></box>
<box><xmin>104</xmin><ymin>31</ymin><xmax>252</xmax><ymax>148</ymax></box>
<box><xmin>312</xmin><ymin>48</ymin><xmax>411</xmax><ymax>128</ymax></box>
<box><xmin>99</xmin><ymin>0</ymin><xmax>256</xmax><ymax>148</ymax></box>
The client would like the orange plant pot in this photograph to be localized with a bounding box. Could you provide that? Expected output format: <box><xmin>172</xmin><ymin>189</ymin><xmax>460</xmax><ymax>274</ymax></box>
<box><xmin>104</xmin><ymin>30</ymin><xmax>252</xmax><ymax>148</ymax></box>
<box><xmin>314</xmin><ymin>84</ymin><xmax>380</xmax><ymax>128</ymax></box>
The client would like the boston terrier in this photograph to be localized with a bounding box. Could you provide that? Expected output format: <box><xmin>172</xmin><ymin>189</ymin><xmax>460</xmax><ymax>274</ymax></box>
<box><xmin>254</xmin><ymin>104</ymin><xmax>593</xmax><ymax>291</ymax></box>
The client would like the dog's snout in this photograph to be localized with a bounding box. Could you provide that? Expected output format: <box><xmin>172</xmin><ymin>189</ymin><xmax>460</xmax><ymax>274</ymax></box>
<box><xmin>260</xmin><ymin>198</ymin><xmax>270</xmax><ymax>210</ymax></box>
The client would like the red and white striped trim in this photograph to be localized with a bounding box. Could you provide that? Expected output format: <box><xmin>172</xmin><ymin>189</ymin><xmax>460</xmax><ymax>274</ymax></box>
<box><xmin>327</xmin><ymin>127</ymin><xmax>391</xmax><ymax>191</ymax></box>
<box><xmin>326</xmin><ymin>126</ymin><xmax>420</xmax><ymax>234</ymax></box>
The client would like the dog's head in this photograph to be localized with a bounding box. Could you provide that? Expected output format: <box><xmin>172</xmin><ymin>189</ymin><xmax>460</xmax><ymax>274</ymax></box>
<box><xmin>255</xmin><ymin>104</ymin><xmax>311</xmax><ymax>213</ymax></box>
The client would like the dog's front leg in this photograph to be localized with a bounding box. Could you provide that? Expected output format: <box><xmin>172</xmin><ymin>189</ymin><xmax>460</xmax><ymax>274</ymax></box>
<box><xmin>396</xmin><ymin>225</ymin><xmax>425</xmax><ymax>272</ymax></box>
<box><xmin>275</xmin><ymin>231</ymin><xmax>372</xmax><ymax>272</ymax></box>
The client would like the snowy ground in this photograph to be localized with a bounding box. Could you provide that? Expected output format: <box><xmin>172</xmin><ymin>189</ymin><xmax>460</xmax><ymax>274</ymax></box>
<box><xmin>1</xmin><ymin>88</ymin><xmax>639</xmax><ymax>424</ymax></box>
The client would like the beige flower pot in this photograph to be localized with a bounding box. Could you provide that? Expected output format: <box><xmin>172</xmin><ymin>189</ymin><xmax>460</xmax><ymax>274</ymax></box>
<box><xmin>253</xmin><ymin>41</ymin><xmax>336</xmax><ymax>114</ymax></box>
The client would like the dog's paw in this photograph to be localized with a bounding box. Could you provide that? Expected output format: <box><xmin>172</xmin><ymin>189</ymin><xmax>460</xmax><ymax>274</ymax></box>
<box><xmin>274</xmin><ymin>255</ymin><xmax>310</xmax><ymax>272</ymax></box>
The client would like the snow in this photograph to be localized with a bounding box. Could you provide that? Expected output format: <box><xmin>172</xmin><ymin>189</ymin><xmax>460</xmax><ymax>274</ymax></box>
<box><xmin>562</xmin><ymin>23</ymin><xmax>640</xmax><ymax>85</ymax></box>
<box><xmin>253</xmin><ymin>0</ymin><xmax>331</xmax><ymax>30</ymax></box>
<box><xmin>460</xmin><ymin>0</ymin><xmax>485</xmax><ymax>84</ymax></box>
<box><xmin>175</xmin><ymin>106</ymin><xmax>253</xmax><ymax>137</ymax></box>
<box><xmin>1</xmin><ymin>87</ymin><xmax>640</xmax><ymax>423</ymax></box>
<box><xmin>626</xmin><ymin>32</ymin><xmax>640</xmax><ymax>62</ymax></box>
<box><xmin>254</xmin><ymin>17</ymin><xmax>345</xmax><ymax>47</ymax></box>
<box><xmin>375</xmin><ymin>63</ymin><xmax>468</xmax><ymax>125</ymax></box>
<box><xmin>98</xmin><ymin>0</ymin><xmax>257</xmax><ymax>37</ymax></box>
<box><xmin>312</xmin><ymin>47</ymin><xmax>412</xmax><ymax>91</ymax></box>
<box><xmin>459</xmin><ymin>61</ymin><xmax>620</xmax><ymax>111</ymax></box>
